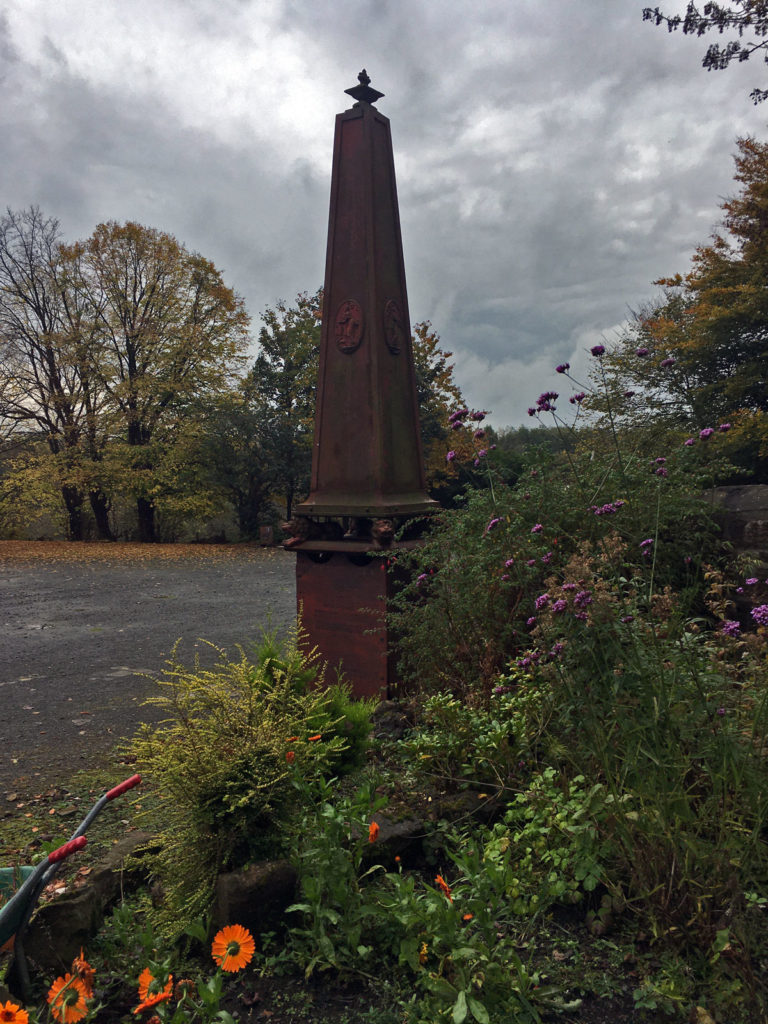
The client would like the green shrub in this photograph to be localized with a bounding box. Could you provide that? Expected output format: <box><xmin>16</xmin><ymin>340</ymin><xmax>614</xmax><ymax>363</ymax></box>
<box><xmin>129</xmin><ymin>629</ymin><xmax>373</xmax><ymax>937</ymax></box>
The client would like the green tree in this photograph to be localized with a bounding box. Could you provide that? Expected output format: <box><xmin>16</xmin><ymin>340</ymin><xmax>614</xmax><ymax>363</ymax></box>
<box><xmin>247</xmin><ymin>291</ymin><xmax>321</xmax><ymax>520</ymax></box>
<box><xmin>643</xmin><ymin>2</ymin><xmax>768</xmax><ymax>102</ymax></box>
<box><xmin>75</xmin><ymin>221</ymin><xmax>250</xmax><ymax>541</ymax></box>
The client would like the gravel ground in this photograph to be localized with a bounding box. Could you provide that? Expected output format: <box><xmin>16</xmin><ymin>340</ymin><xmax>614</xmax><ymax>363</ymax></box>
<box><xmin>0</xmin><ymin>542</ymin><xmax>296</xmax><ymax>794</ymax></box>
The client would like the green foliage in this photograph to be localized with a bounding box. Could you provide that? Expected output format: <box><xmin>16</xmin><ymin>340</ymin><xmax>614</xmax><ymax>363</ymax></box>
<box><xmin>129</xmin><ymin>629</ymin><xmax>372</xmax><ymax>937</ymax></box>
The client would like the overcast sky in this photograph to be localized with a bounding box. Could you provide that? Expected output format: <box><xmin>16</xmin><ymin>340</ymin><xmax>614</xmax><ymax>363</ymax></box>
<box><xmin>2</xmin><ymin>0</ymin><xmax>767</xmax><ymax>429</ymax></box>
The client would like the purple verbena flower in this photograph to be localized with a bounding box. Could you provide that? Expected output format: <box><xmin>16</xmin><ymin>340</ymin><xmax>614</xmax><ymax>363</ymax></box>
<box><xmin>470</xmin><ymin>410</ymin><xmax>487</xmax><ymax>422</ymax></box>
<box><xmin>526</xmin><ymin>616</ymin><xmax>536</xmax><ymax>627</ymax></box>
<box><xmin>656</xmin><ymin>467</ymin><xmax>668</xmax><ymax>477</ymax></box>
<box><xmin>531</xmin><ymin>523</ymin><xmax>543</xmax><ymax>534</ymax></box>
<box><xmin>485</xmin><ymin>517</ymin><xmax>501</xmax><ymax>533</ymax></box>
<box><xmin>699</xmin><ymin>427</ymin><xmax>714</xmax><ymax>440</ymax></box>
<box><xmin>556</xmin><ymin>362</ymin><xmax>570</xmax><ymax>373</ymax></box>
<box><xmin>551</xmin><ymin>598</ymin><xmax>568</xmax><ymax>614</ymax></box>
<box><xmin>474</xmin><ymin>429</ymin><xmax>485</xmax><ymax>439</ymax></box>
<box><xmin>717</xmin><ymin>707</ymin><xmax>726</xmax><ymax>716</ymax></box>
<box><xmin>541</xmin><ymin>551</ymin><xmax>553</xmax><ymax>564</ymax></box>
<box><xmin>661</xmin><ymin>357</ymin><xmax>676</xmax><ymax>367</ymax></box>
<box><xmin>574</xmin><ymin>589</ymin><xmax>593</xmax><ymax>609</ymax></box>
<box><xmin>570</xmin><ymin>392</ymin><xmax>587</xmax><ymax>405</ymax></box>
<box><xmin>684</xmin><ymin>438</ymin><xmax>695</xmax><ymax>446</ymax></box>
<box><xmin>504</xmin><ymin>558</ymin><xmax>515</xmax><ymax>568</ymax></box>
<box><xmin>591</xmin><ymin>344</ymin><xmax>605</xmax><ymax>357</ymax></box>
<box><xmin>535</xmin><ymin>593</ymin><xmax>550</xmax><ymax>610</ymax></box>
<box><xmin>449</xmin><ymin>408</ymin><xmax>469</xmax><ymax>423</ymax></box>
<box><xmin>655</xmin><ymin>457</ymin><xmax>667</xmax><ymax>465</ymax></box>
<box><xmin>561</xmin><ymin>582</ymin><xmax>577</xmax><ymax>592</ymax></box>
<box><xmin>416</xmin><ymin>573</ymin><xmax>428</xmax><ymax>586</ymax></box>
<box><xmin>746</xmin><ymin>578</ymin><xmax>759</xmax><ymax>586</ymax></box>
<box><xmin>621</xmin><ymin>614</ymin><xmax>634</xmax><ymax>623</ymax></box>
<box><xmin>526</xmin><ymin>558</ymin><xmax>536</xmax><ymax>566</ymax></box>
<box><xmin>721</xmin><ymin>620</ymin><xmax>740</xmax><ymax>637</ymax></box>
<box><xmin>636</xmin><ymin>346</ymin><xmax>649</xmax><ymax>356</ymax></box>
<box><xmin>527</xmin><ymin>407</ymin><xmax>537</xmax><ymax>417</ymax></box>
<box><xmin>751</xmin><ymin>604</ymin><xmax>768</xmax><ymax>627</ymax></box>
<box><xmin>640</xmin><ymin>538</ymin><xmax>654</xmax><ymax>549</ymax></box>
<box><xmin>719</xmin><ymin>423</ymin><xmax>731</xmax><ymax>432</ymax></box>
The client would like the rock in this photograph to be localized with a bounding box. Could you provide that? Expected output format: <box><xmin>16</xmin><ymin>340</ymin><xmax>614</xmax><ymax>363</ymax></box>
<box><xmin>370</xmin><ymin>700</ymin><xmax>413</xmax><ymax>740</ymax></box>
<box><xmin>210</xmin><ymin>859</ymin><xmax>298</xmax><ymax>939</ymax></box>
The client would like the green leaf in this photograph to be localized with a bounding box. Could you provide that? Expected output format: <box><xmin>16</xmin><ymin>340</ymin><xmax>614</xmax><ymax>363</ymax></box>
<box><xmin>285</xmin><ymin>902</ymin><xmax>311</xmax><ymax>914</ymax></box>
<box><xmin>468</xmin><ymin>995</ymin><xmax>490</xmax><ymax>1024</ymax></box>
<box><xmin>452</xmin><ymin>990</ymin><xmax>468</xmax><ymax>1024</ymax></box>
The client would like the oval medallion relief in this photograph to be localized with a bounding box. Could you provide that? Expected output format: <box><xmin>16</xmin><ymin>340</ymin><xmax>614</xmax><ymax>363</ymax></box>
<box><xmin>335</xmin><ymin>299</ymin><xmax>364</xmax><ymax>354</ymax></box>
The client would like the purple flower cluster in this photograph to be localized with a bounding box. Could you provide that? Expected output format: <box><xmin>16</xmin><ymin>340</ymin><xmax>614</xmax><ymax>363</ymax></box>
<box><xmin>569</xmin><ymin>392</ymin><xmax>586</xmax><ymax>405</ymax></box>
<box><xmin>751</xmin><ymin>604</ymin><xmax>768</xmax><ymax>627</ymax></box>
<box><xmin>541</xmin><ymin>551</ymin><xmax>553</xmax><ymax>564</ymax></box>
<box><xmin>660</xmin><ymin>357</ymin><xmax>676</xmax><ymax>368</ymax></box>
<box><xmin>591</xmin><ymin>499</ymin><xmax>626</xmax><ymax>516</ymax></box>
<box><xmin>449</xmin><ymin>408</ymin><xmax>469</xmax><ymax>424</ymax></box>
<box><xmin>574</xmin><ymin>589</ymin><xmax>593</xmax><ymax>609</ymax></box>
<box><xmin>529</xmin><ymin>391</ymin><xmax>558</xmax><ymax>415</ymax></box>
<box><xmin>485</xmin><ymin>517</ymin><xmax>502</xmax><ymax>534</ymax></box>
<box><xmin>474</xmin><ymin>429</ymin><xmax>485</xmax><ymax>439</ymax></box>
<box><xmin>640</xmin><ymin>538</ymin><xmax>654</xmax><ymax>549</ymax></box>
<box><xmin>531</xmin><ymin>523</ymin><xmax>543</xmax><ymax>533</ymax></box>
<box><xmin>535</xmin><ymin>593</ymin><xmax>550</xmax><ymax>610</ymax></box>
<box><xmin>551</xmin><ymin>598</ymin><xmax>568</xmax><ymax>614</ymax></box>
<box><xmin>721</xmin><ymin>620</ymin><xmax>741</xmax><ymax>637</ymax></box>
<box><xmin>446</xmin><ymin>450</ymin><xmax>456</xmax><ymax>462</ymax></box>
<box><xmin>699</xmin><ymin>427</ymin><xmax>714</xmax><ymax>440</ymax></box>
<box><xmin>470</xmin><ymin>410</ymin><xmax>487</xmax><ymax>422</ymax></box>
<box><xmin>556</xmin><ymin>362</ymin><xmax>570</xmax><ymax>374</ymax></box>
<box><xmin>591</xmin><ymin>344</ymin><xmax>605</xmax><ymax>357</ymax></box>
<box><xmin>719</xmin><ymin>423</ymin><xmax>731</xmax><ymax>432</ymax></box>
<box><xmin>636</xmin><ymin>346</ymin><xmax>649</xmax><ymax>356</ymax></box>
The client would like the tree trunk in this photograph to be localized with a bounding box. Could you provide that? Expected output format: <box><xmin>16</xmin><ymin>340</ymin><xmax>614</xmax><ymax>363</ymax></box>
<box><xmin>89</xmin><ymin>489</ymin><xmax>114</xmax><ymax>541</ymax></box>
<box><xmin>137</xmin><ymin>496</ymin><xmax>156</xmax><ymax>543</ymax></box>
<box><xmin>62</xmin><ymin>484</ymin><xmax>85</xmax><ymax>541</ymax></box>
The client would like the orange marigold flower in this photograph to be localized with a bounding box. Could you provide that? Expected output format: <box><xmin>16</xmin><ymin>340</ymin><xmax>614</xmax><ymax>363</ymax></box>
<box><xmin>286</xmin><ymin>750</ymin><xmax>295</xmax><ymax>764</ymax></box>
<box><xmin>133</xmin><ymin>993</ymin><xmax>171</xmax><ymax>1016</ymax></box>
<box><xmin>435</xmin><ymin>874</ymin><xmax>453</xmax><ymax>902</ymax></box>
<box><xmin>395</xmin><ymin>855</ymin><xmax>401</xmax><ymax>863</ymax></box>
<box><xmin>286</xmin><ymin>736</ymin><xmax>299</xmax><ymax>742</ymax></box>
<box><xmin>137</xmin><ymin>967</ymin><xmax>173</xmax><ymax>1001</ymax></box>
<box><xmin>462</xmin><ymin>913</ymin><xmax>474</xmax><ymax>921</ymax></box>
<box><xmin>0</xmin><ymin>1001</ymin><xmax>28</xmax><ymax>1024</ymax></box>
<box><xmin>211</xmin><ymin>924</ymin><xmax>255</xmax><ymax>973</ymax></box>
<box><xmin>368</xmin><ymin>821</ymin><xmax>380</xmax><ymax>843</ymax></box>
<box><xmin>307</xmin><ymin>734</ymin><xmax>322</xmax><ymax>742</ymax></box>
<box><xmin>71</xmin><ymin>948</ymin><xmax>96</xmax><ymax>996</ymax></box>
<box><xmin>47</xmin><ymin>974</ymin><xmax>89</xmax><ymax>1024</ymax></box>
<box><xmin>174</xmin><ymin>979</ymin><xmax>195</xmax><ymax>1001</ymax></box>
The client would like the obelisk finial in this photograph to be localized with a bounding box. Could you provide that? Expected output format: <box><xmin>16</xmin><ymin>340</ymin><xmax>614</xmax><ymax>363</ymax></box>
<box><xmin>344</xmin><ymin>68</ymin><xmax>384</xmax><ymax>106</ymax></box>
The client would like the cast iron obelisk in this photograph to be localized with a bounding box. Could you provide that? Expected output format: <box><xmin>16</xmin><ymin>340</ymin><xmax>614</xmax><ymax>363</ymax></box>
<box><xmin>289</xmin><ymin>71</ymin><xmax>436</xmax><ymax>697</ymax></box>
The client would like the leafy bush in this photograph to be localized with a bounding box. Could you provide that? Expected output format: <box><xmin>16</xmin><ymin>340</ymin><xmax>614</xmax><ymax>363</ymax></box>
<box><xmin>130</xmin><ymin>629</ymin><xmax>373</xmax><ymax>936</ymax></box>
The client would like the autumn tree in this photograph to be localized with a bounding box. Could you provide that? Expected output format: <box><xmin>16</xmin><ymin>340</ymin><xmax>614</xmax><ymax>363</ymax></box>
<box><xmin>603</xmin><ymin>136</ymin><xmax>768</xmax><ymax>476</ymax></box>
<box><xmin>643</xmin><ymin>2</ymin><xmax>768</xmax><ymax>102</ymax></box>
<box><xmin>0</xmin><ymin>207</ymin><xmax>112</xmax><ymax>539</ymax></box>
<box><xmin>76</xmin><ymin>222</ymin><xmax>250</xmax><ymax>541</ymax></box>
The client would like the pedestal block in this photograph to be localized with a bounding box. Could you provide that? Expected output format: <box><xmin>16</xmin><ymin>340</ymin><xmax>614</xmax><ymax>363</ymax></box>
<box><xmin>296</xmin><ymin>550</ymin><xmax>397</xmax><ymax>698</ymax></box>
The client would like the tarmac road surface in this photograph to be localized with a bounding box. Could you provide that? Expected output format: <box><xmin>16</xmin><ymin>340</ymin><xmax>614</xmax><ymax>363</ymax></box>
<box><xmin>0</xmin><ymin>543</ymin><xmax>296</xmax><ymax>795</ymax></box>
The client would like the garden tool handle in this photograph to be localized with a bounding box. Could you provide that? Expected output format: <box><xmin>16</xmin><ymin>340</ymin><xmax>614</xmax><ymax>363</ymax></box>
<box><xmin>47</xmin><ymin>835</ymin><xmax>87</xmax><ymax>864</ymax></box>
<box><xmin>106</xmin><ymin>773</ymin><xmax>142</xmax><ymax>801</ymax></box>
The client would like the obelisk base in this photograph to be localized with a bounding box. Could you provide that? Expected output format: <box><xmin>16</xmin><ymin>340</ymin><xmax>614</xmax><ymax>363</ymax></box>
<box><xmin>296</xmin><ymin>550</ymin><xmax>399</xmax><ymax>699</ymax></box>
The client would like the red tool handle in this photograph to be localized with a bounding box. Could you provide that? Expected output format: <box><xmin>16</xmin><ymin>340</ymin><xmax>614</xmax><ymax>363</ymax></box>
<box><xmin>47</xmin><ymin>835</ymin><xmax>87</xmax><ymax>864</ymax></box>
<box><xmin>106</xmin><ymin>774</ymin><xmax>142</xmax><ymax>801</ymax></box>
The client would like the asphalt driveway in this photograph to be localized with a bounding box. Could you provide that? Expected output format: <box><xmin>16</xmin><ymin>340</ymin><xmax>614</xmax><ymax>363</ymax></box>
<box><xmin>0</xmin><ymin>543</ymin><xmax>296</xmax><ymax>794</ymax></box>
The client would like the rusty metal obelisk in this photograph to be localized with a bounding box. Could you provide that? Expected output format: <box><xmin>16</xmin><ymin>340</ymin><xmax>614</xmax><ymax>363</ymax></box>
<box><xmin>288</xmin><ymin>70</ymin><xmax>436</xmax><ymax>697</ymax></box>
